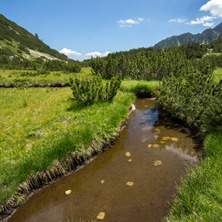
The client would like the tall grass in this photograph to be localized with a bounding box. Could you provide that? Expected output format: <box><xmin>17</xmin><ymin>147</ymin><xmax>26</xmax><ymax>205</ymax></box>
<box><xmin>0</xmin><ymin>87</ymin><xmax>135</xmax><ymax>205</ymax></box>
<box><xmin>120</xmin><ymin>79</ymin><xmax>160</xmax><ymax>95</ymax></box>
<box><xmin>167</xmin><ymin>131</ymin><xmax>222</xmax><ymax>222</ymax></box>
<box><xmin>213</xmin><ymin>68</ymin><xmax>222</xmax><ymax>82</ymax></box>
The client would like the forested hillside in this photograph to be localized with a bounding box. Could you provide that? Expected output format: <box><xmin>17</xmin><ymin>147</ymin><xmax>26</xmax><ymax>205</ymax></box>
<box><xmin>0</xmin><ymin>14</ymin><xmax>81</xmax><ymax>72</ymax></box>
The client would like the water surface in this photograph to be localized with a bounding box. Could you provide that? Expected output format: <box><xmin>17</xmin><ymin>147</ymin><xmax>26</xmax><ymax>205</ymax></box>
<box><xmin>9</xmin><ymin>98</ymin><xmax>201</xmax><ymax>222</ymax></box>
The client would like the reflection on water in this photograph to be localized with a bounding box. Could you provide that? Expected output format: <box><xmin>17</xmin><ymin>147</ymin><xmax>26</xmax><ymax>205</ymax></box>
<box><xmin>9</xmin><ymin>98</ymin><xmax>201</xmax><ymax>222</ymax></box>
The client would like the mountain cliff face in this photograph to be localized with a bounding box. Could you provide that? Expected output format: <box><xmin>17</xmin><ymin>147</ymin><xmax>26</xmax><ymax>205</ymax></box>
<box><xmin>0</xmin><ymin>14</ymin><xmax>68</xmax><ymax>61</ymax></box>
<box><xmin>154</xmin><ymin>22</ymin><xmax>222</xmax><ymax>49</ymax></box>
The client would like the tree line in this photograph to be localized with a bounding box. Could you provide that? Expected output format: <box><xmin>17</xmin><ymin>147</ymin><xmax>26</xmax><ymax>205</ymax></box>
<box><xmin>90</xmin><ymin>39</ymin><xmax>222</xmax><ymax>80</ymax></box>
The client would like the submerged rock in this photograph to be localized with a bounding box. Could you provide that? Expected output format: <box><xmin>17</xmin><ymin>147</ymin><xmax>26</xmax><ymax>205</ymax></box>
<box><xmin>153</xmin><ymin>160</ymin><xmax>163</xmax><ymax>166</ymax></box>
<box><xmin>65</xmin><ymin>190</ymin><xmax>72</xmax><ymax>195</ymax></box>
<box><xmin>97</xmin><ymin>212</ymin><xmax>105</xmax><ymax>220</ymax></box>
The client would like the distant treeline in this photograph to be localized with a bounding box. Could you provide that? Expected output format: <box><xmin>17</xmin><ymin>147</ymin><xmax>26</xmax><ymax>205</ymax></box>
<box><xmin>90</xmin><ymin>39</ymin><xmax>222</xmax><ymax>79</ymax></box>
<box><xmin>0</xmin><ymin>55</ymin><xmax>81</xmax><ymax>73</ymax></box>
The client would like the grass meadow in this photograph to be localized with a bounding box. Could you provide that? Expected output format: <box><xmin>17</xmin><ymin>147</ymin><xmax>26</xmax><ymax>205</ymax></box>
<box><xmin>0</xmin><ymin>67</ymin><xmax>92</xmax><ymax>86</ymax></box>
<box><xmin>0</xmin><ymin>86</ymin><xmax>137</xmax><ymax>205</ymax></box>
<box><xmin>0</xmin><ymin>67</ymin><xmax>221</xmax><ymax>220</ymax></box>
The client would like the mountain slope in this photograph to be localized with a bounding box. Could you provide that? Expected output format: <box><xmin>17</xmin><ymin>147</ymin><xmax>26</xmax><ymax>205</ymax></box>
<box><xmin>154</xmin><ymin>22</ymin><xmax>222</xmax><ymax>49</ymax></box>
<box><xmin>0</xmin><ymin>14</ymin><xmax>68</xmax><ymax>61</ymax></box>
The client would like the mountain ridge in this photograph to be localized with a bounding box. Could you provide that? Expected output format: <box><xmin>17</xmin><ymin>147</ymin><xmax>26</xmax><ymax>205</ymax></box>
<box><xmin>154</xmin><ymin>22</ymin><xmax>222</xmax><ymax>49</ymax></box>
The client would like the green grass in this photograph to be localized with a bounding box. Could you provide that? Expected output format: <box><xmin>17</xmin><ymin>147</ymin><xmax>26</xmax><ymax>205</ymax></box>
<box><xmin>206</xmin><ymin>52</ymin><xmax>222</xmax><ymax>57</ymax></box>
<box><xmin>213</xmin><ymin>68</ymin><xmax>222</xmax><ymax>82</ymax></box>
<box><xmin>167</xmin><ymin>131</ymin><xmax>222</xmax><ymax>222</ymax></box>
<box><xmin>120</xmin><ymin>79</ymin><xmax>160</xmax><ymax>95</ymax></box>
<box><xmin>0</xmin><ymin>67</ymin><xmax>93</xmax><ymax>86</ymax></box>
<box><xmin>0</xmin><ymin>87</ymin><xmax>135</xmax><ymax>205</ymax></box>
<box><xmin>0</xmin><ymin>39</ymin><xmax>20</xmax><ymax>54</ymax></box>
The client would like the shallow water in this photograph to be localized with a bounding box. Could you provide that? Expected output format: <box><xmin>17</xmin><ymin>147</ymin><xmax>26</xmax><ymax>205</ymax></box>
<box><xmin>9</xmin><ymin>98</ymin><xmax>201</xmax><ymax>222</ymax></box>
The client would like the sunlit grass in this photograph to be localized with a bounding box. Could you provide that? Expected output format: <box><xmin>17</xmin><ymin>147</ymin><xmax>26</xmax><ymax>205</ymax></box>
<box><xmin>213</xmin><ymin>68</ymin><xmax>222</xmax><ymax>82</ymax></box>
<box><xmin>0</xmin><ymin>67</ymin><xmax>93</xmax><ymax>86</ymax></box>
<box><xmin>0</xmin><ymin>87</ymin><xmax>135</xmax><ymax>205</ymax></box>
<box><xmin>120</xmin><ymin>79</ymin><xmax>160</xmax><ymax>95</ymax></box>
<box><xmin>167</xmin><ymin>131</ymin><xmax>222</xmax><ymax>222</ymax></box>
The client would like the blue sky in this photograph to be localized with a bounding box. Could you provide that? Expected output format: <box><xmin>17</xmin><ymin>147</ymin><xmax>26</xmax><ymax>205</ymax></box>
<box><xmin>1</xmin><ymin>0</ymin><xmax>222</xmax><ymax>60</ymax></box>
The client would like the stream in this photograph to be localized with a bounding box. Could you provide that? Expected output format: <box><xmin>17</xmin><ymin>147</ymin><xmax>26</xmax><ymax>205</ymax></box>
<box><xmin>8</xmin><ymin>98</ymin><xmax>201</xmax><ymax>222</ymax></box>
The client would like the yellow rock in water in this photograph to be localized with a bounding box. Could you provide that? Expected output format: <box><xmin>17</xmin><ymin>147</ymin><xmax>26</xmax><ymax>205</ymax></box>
<box><xmin>160</xmin><ymin>141</ymin><xmax>166</xmax><ymax>144</ymax></box>
<box><xmin>148</xmin><ymin>144</ymin><xmax>152</xmax><ymax>148</ymax></box>
<box><xmin>162</xmin><ymin>137</ymin><xmax>171</xmax><ymax>141</ymax></box>
<box><xmin>152</xmin><ymin>144</ymin><xmax>159</xmax><ymax>148</ymax></box>
<box><xmin>125</xmin><ymin>152</ymin><xmax>131</xmax><ymax>157</ymax></box>
<box><xmin>127</xmin><ymin>182</ymin><xmax>134</xmax><ymax>186</ymax></box>
<box><xmin>65</xmin><ymin>190</ymin><xmax>72</xmax><ymax>195</ymax></box>
<box><xmin>171</xmin><ymin>137</ymin><xmax>179</xmax><ymax>141</ymax></box>
<box><xmin>153</xmin><ymin>160</ymin><xmax>163</xmax><ymax>166</ymax></box>
<box><xmin>128</xmin><ymin>159</ymin><xmax>132</xmax><ymax>162</ymax></box>
<box><xmin>97</xmin><ymin>212</ymin><xmax>105</xmax><ymax>220</ymax></box>
<box><xmin>101</xmin><ymin>180</ymin><xmax>105</xmax><ymax>184</ymax></box>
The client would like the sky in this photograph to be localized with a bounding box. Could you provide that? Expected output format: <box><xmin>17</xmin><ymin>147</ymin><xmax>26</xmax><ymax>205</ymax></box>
<box><xmin>1</xmin><ymin>0</ymin><xmax>222</xmax><ymax>61</ymax></box>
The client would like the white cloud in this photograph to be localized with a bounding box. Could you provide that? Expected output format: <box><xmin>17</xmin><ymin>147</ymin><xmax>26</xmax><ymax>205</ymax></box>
<box><xmin>187</xmin><ymin>15</ymin><xmax>216</xmax><ymax>25</ymax></box>
<box><xmin>85</xmin><ymin>51</ymin><xmax>111</xmax><ymax>58</ymax></box>
<box><xmin>117</xmin><ymin>18</ymin><xmax>145</xmax><ymax>28</ymax></box>
<box><xmin>169</xmin><ymin>18</ymin><xmax>188</xmax><ymax>23</ymax></box>
<box><xmin>59</xmin><ymin>48</ymin><xmax>82</xmax><ymax>56</ymax></box>
<box><xmin>203</xmin><ymin>22</ymin><xmax>214</xmax><ymax>27</ymax></box>
<box><xmin>186</xmin><ymin>0</ymin><xmax>222</xmax><ymax>27</ymax></box>
<box><xmin>200</xmin><ymin>0</ymin><xmax>222</xmax><ymax>18</ymax></box>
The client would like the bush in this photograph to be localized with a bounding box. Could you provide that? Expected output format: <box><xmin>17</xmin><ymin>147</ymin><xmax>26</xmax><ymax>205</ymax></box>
<box><xmin>201</xmin><ymin>81</ymin><xmax>222</xmax><ymax>133</ymax></box>
<box><xmin>154</xmin><ymin>70</ymin><xmax>221</xmax><ymax>133</ymax></box>
<box><xmin>70</xmin><ymin>76</ymin><xmax>121</xmax><ymax>104</ymax></box>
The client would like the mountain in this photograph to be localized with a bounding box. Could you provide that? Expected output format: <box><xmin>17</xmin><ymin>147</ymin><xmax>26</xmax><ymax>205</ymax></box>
<box><xmin>0</xmin><ymin>14</ymin><xmax>68</xmax><ymax>61</ymax></box>
<box><xmin>154</xmin><ymin>22</ymin><xmax>222</xmax><ymax>49</ymax></box>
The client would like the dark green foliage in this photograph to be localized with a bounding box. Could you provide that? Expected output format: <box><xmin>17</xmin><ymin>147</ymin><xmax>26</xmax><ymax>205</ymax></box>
<box><xmin>154</xmin><ymin>69</ymin><xmax>222</xmax><ymax>133</ymax></box>
<box><xmin>70</xmin><ymin>76</ymin><xmax>121</xmax><ymax>104</ymax></box>
<box><xmin>42</xmin><ymin>60</ymin><xmax>81</xmax><ymax>72</ymax></box>
<box><xmin>0</xmin><ymin>47</ymin><xmax>14</xmax><ymax>56</ymax></box>
<box><xmin>0</xmin><ymin>55</ymin><xmax>81</xmax><ymax>73</ymax></box>
<box><xmin>90</xmin><ymin>38</ymin><xmax>222</xmax><ymax>81</ymax></box>
<box><xmin>209</xmin><ymin>38</ymin><xmax>222</xmax><ymax>53</ymax></box>
<box><xmin>179</xmin><ymin>42</ymin><xmax>207</xmax><ymax>59</ymax></box>
<box><xmin>90</xmin><ymin>38</ymin><xmax>222</xmax><ymax>83</ymax></box>
<box><xmin>91</xmin><ymin>47</ymin><xmax>196</xmax><ymax>80</ymax></box>
<box><xmin>201</xmin><ymin>80</ymin><xmax>222</xmax><ymax>132</ymax></box>
<box><xmin>204</xmin><ymin>54</ymin><xmax>222</xmax><ymax>69</ymax></box>
<box><xmin>36</xmin><ymin>68</ymin><xmax>50</xmax><ymax>75</ymax></box>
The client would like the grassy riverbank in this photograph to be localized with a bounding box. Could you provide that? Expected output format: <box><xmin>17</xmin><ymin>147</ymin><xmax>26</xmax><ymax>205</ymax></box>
<box><xmin>0</xmin><ymin>87</ymin><xmax>137</xmax><ymax>207</ymax></box>
<box><xmin>160</xmin><ymin>69</ymin><xmax>222</xmax><ymax>221</ymax></box>
<box><xmin>167</xmin><ymin>131</ymin><xmax>222</xmax><ymax>222</ymax></box>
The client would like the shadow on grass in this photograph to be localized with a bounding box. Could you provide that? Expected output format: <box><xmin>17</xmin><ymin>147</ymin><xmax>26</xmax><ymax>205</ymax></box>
<box><xmin>66</xmin><ymin>98</ymin><xmax>112</xmax><ymax>112</ymax></box>
<box><xmin>66</xmin><ymin>98</ymin><xmax>89</xmax><ymax>111</ymax></box>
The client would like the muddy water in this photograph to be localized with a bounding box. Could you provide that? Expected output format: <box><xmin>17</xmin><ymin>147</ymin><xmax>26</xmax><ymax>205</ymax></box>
<box><xmin>9</xmin><ymin>98</ymin><xmax>201</xmax><ymax>222</ymax></box>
